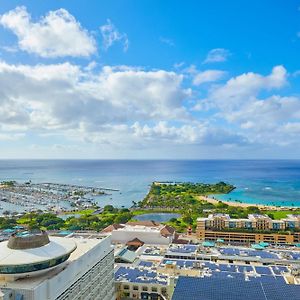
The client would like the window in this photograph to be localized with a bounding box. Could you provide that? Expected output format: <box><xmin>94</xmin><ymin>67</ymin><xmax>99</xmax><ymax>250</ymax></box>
<box><xmin>288</xmin><ymin>221</ymin><xmax>295</xmax><ymax>229</ymax></box>
<box><xmin>245</xmin><ymin>222</ymin><xmax>252</xmax><ymax>229</ymax></box>
<box><xmin>133</xmin><ymin>286</ymin><xmax>139</xmax><ymax>291</ymax></box>
<box><xmin>229</xmin><ymin>222</ymin><xmax>236</xmax><ymax>228</ymax></box>
<box><xmin>0</xmin><ymin>254</ymin><xmax>70</xmax><ymax>274</ymax></box>
<box><xmin>142</xmin><ymin>286</ymin><xmax>148</xmax><ymax>291</ymax></box>
<box><xmin>151</xmin><ymin>287</ymin><xmax>158</xmax><ymax>292</ymax></box>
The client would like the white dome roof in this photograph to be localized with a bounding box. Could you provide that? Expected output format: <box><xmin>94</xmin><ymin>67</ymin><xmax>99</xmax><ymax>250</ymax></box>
<box><xmin>0</xmin><ymin>236</ymin><xmax>76</xmax><ymax>269</ymax></box>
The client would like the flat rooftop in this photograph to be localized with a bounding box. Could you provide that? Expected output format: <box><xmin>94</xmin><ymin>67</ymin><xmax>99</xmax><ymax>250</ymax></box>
<box><xmin>160</xmin><ymin>258</ymin><xmax>289</xmax><ymax>281</ymax></box>
<box><xmin>172</xmin><ymin>276</ymin><xmax>300</xmax><ymax>300</ymax></box>
<box><xmin>112</xmin><ymin>225</ymin><xmax>163</xmax><ymax>232</ymax></box>
<box><xmin>115</xmin><ymin>266</ymin><xmax>168</xmax><ymax>285</ymax></box>
<box><xmin>165</xmin><ymin>244</ymin><xmax>300</xmax><ymax>264</ymax></box>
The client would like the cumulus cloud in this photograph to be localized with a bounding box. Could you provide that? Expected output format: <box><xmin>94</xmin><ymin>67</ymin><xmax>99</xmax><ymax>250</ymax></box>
<box><xmin>0</xmin><ymin>6</ymin><xmax>96</xmax><ymax>58</ymax></box>
<box><xmin>209</xmin><ymin>65</ymin><xmax>287</xmax><ymax>110</ymax></box>
<box><xmin>0</xmin><ymin>49</ymin><xmax>299</xmax><ymax>155</ymax></box>
<box><xmin>131</xmin><ymin>121</ymin><xmax>248</xmax><ymax>146</ymax></box>
<box><xmin>159</xmin><ymin>37</ymin><xmax>174</xmax><ymax>46</ymax></box>
<box><xmin>203</xmin><ymin>48</ymin><xmax>231</xmax><ymax>64</ymax></box>
<box><xmin>197</xmin><ymin>65</ymin><xmax>300</xmax><ymax>147</ymax></box>
<box><xmin>0</xmin><ymin>133</ymin><xmax>25</xmax><ymax>141</ymax></box>
<box><xmin>193</xmin><ymin>70</ymin><xmax>226</xmax><ymax>85</ymax></box>
<box><xmin>0</xmin><ymin>57</ymin><xmax>251</xmax><ymax>151</ymax></box>
<box><xmin>100</xmin><ymin>19</ymin><xmax>129</xmax><ymax>51</ymax></box>
<box><xmin>0</xmin><ymin>61</ymin><xmax>190</xmax><ymax>137</ymax></box>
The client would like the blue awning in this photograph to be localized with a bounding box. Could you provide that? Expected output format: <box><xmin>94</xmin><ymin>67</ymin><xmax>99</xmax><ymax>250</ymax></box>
<box><xmin>202</xmin><ymin>241</ymin><xmax>215</xmax><ymax>247</ymax></box>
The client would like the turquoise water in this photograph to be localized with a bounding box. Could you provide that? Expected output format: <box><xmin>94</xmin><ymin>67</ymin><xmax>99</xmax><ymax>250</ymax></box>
<box><xmin>134</xmin><ymin>213</ymin><xmax>181</xmax><ymax>222</ymax></box>
<box><xmin>0</xmin><ymin>160</ymin><xmax>300</xmax><ymax>208</ymax></box>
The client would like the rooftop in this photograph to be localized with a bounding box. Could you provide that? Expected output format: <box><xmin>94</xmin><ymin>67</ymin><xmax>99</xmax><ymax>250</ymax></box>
<box><xmin>172</xmin><ymin>276</ymin><xmax>300</xmax><ymax>300</ymax></box>
<box><xmin>0</xmin><ymin>233</ymin><xmax>76</xmax><ymax>268</ymax></box>
<box><xmin>160</xmin><ymin>258</ymin><xmax>289</xmax><ymax>279</ymax></box>
<box><xmin>115</xmin><ymin>266</ymin><xmax>168</xmax><ymax>285</ymax></box>
<box><xmin>0</xmin><ymin>234</ymin><xmax>110</xmax><ymax>289</ymax></box>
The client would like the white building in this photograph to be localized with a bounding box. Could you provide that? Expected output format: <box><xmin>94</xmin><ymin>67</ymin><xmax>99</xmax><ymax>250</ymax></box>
<box><xmin>102</xmin><ymin>221</ymin><xmax>176</xmax><ymax>245</ymax></box>
<box><xmin>0</xmin><ymin>231</ymin><xmax>115</xmax><ymax>300</ymax></box>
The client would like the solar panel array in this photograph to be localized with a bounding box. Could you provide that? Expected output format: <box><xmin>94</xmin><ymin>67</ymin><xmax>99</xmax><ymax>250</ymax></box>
<box><xmin>169</xmin><ymin>245</ymin><xmax>198</xmax><ymax>254</ymax></box>
<box><xmin>160</xmin><ymin>258</ymin><xmax>290</xmax><ymax>284</ymax></box>
<box><xmin>292</xmin><ymin>252</ymin><xmax>300</xmax><ymax>260</ymax></box>
<box><xmin>172</xmin><ymin>276</ymin><xmax>300</xmax><ymax>300</ymax></box>
<box><xmin>139</xmin><ymin>260</ymin><xmax>153</xmax><ymax>268</ymax></box>
<box><xmin>115</xmin><ymin>266</ymin><xmax>168</xmax><ymax>285</ymax></box>
<box><xmin>219</xmin><ymin>247</ymin><xmax>279</xmax><ymax>259</ymax></box>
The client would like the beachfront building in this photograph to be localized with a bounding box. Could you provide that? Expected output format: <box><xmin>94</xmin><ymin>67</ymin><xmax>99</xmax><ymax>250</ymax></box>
<box><xmin>197</xmin><ymin>213</ymin><xmax>300</xmax><ymax>244</ymax></box>
<box><xmin>102</xmin><ymin>221</ymin><xmax>177</xmax><ymax>245</ymax></box>
<box><xmin>0</xmin><ymin>231</ymin><xmax>115</xmax><ymax>300</ymax></box>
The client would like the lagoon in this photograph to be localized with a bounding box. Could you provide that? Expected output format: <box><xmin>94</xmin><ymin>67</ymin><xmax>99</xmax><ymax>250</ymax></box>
<box><xmin>134</xmin><ymin>213</ymin><xmax>181</xmax><ymax>222</ymax></box>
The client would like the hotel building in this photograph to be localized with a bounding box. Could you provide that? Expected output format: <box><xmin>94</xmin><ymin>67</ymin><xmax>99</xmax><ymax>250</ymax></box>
<box><xmin>102</xmin><ymin>221</ymin><xmax>176</xmax><ymax>245</ymax></box>
<box><xmin>197</xmin><ymin>214</ymin><xmax>300</xmax><ymax>244</ymax></box>
<box><xmin>0</xmin><ymin>231</ymin><xmax>115</xmax><ymax>300</ymax></box>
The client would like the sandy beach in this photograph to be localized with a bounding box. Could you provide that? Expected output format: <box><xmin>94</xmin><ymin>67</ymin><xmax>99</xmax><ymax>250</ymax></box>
<box><xmin>199</xmin><ymin>195</ymin><xmax>286</xmax><ymax>210</ymax></box>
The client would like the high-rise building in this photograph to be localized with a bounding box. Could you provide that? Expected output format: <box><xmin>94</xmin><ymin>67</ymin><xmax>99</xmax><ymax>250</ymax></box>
<box><xmin>0</xmin><ymin>231</ymin><xmax>115</xmax><ymax>300</ymax></box>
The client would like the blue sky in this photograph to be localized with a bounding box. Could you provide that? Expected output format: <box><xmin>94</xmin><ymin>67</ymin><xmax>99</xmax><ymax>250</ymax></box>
<box><xmin>0</xmin><ymin>0</ymin><xmax>300</xmax><ymax>159</ymax></box>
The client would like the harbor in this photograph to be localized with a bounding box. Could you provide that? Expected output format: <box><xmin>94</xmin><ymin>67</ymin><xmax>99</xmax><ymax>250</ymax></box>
<box><xmin>0</xmin><ymin>181</ymin><xmax>119</xmax><ymax>216</ymax></box>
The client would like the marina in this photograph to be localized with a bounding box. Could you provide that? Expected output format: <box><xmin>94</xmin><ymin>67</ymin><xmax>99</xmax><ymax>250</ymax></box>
<box><xmin>0</xmin><ymin>181</ymin><xmax>118</xmax><ymax>215</ymax></box>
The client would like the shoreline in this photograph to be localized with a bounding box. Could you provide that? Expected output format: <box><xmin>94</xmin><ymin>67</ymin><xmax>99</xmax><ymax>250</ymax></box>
<box><xmin>199</xmin><ymin>195</ymin><xmax>296</xmax><ymax>210</ymax></box>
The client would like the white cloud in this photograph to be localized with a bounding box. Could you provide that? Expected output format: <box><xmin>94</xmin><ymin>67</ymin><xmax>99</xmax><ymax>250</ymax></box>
<box><xmin>159</xmin><ymin>37</ymin><xmax>174</xmax><ymax>46</ymax></box>
<box><xmin>0</xmin><ymin>6</ymin><xmax>96</xmax><ymax>58</ymax></box>
<box><xmin>132</xmin><ymin>121</ymin><xmax>199</xmax><ymax>143</ymax></box>
<box><xmin>100</xmin><ymin>19</ymin><xmax>129</xmax><ymax>51</ymax></box>
<box><xmin>0</xmin><ymin>132</ymin><xmax>25</xmax><ymax>141</ymax></box>
<box><xmin>0</xmin><ymin>58</ymin><xmax>251</xmax><ymax>151</ymax></box>
<box><xmin>0</xmin><ymin>61</ymin><xmax>189</xmax><ymax>135</ymax></box>
<box><xmin>131</xmin><ymin>121</ymin><xmax>247</xmax><ymax>146</ymax></box>
<box><xmin>203</xmin><ymin>48</ymin><xmax>231</xmax><ymax>64</ymax></box>
<box><xmin>0</xmin><ymin>45</ymin><xmax>18</xmax><ymax>53</ymax></box>
<box><xmin>209</xmin><ymin>65</ymin><xmax>287</xmax><ymax>110</ymax></box>
<box><xmin>199</xmin><ymin>65</ymin><xmax>300</xmax><ymax>147</ymax></box>
<box><xmin>0</xmin><ymin>54</ymin><xmax>299</xmax><ymax>156</ymax></box>
<box><xmin>282</xmin><ymin>122</ymin><xmax>300</xmax><ymax>134</ymax></box>
<box><xmin>193</xmin><ymin>70</ymin><xmax>226</xmax><ymax>85</ymax></box>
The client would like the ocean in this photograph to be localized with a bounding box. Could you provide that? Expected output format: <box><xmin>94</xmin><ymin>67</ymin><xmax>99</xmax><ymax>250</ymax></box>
<box><xmin>0</xmin><ymin>159</ymin><xmax>300</xmax><ymax>209</ymax></box>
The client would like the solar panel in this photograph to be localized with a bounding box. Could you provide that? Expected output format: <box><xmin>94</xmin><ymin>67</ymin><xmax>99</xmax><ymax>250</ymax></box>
<box><xmin>169</xmin><ymin>245</ymin><xmax>197</xmax><ymax>253</ymax></box>
<box><xmin>139</xmin><ymin>261</ymin><xmax>153</xmax><ymax>267</ymax></box>
<box><xmin>255</xmin><ymin>266</ymin><xmax>272</xmax><ymax>275</ymax></box>
<box><xmin>271</xmin><ymin>265</ymin><xmax>288</xmax><ymax>275</ymax></box>
<box><xmin>172</xmin><ymin>276</ymin><xmax>300</xmax><ymax>300</ymax></box>
<box><xmin>236</xmin><ymin>265</ymin><xmax>253</xmax><ymax>273</ymax></box>
<box><xmin>115</xmin><ymin>266</ymin><xmax>167</xmax><ymax>285</ymax></box>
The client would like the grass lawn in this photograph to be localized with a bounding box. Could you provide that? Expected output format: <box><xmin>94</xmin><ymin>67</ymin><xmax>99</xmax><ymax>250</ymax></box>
<box><xmin>131</xmin><ymin>209</ymin><xmax>180</xmax><ymax>216</ymax></box>
<box><xmin>263</xmin><ymin>210</ymin><xmax>300</xmax><ymax>219</ymax></box>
